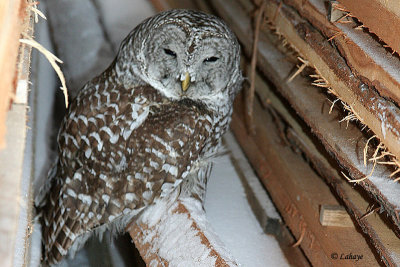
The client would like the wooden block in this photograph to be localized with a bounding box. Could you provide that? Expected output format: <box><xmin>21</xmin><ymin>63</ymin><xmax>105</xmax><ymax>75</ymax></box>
<box><xmin>320</xmin><ymin>205</ymin><xmax>354</xmax><ymax>227</ymax></box>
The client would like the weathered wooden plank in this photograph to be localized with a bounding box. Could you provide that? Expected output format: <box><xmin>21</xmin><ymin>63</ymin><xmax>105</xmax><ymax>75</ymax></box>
<box><xmin>0</xmin><ymin>0</ymin><xmax>27</xmax><ymax>148</ymax></box>
<box><xmin>231</xmin><ymin>95</ymin><xmax>379</xmax><ymax>266</ymax></box>
<box><xmin>338</xmin><ymin>0</ymin><xmax>400</xmax><ymax>54</ymax></box>
<box><xmin>251</xmin><ymin>61</ymin><xmax>400</xmax><ymax>266</ymax></box>
<box><xmin>283</xmin><ymin>0</ymin><xmax>400</xmax><ymax>128</ymax></box>
<box><xmin>209</xmin><ymin>0</ymin><xmax>400</xmax><ymax>265</ymax></box>
<box><xmin>210</xmin><ymin>0</ymin><xmax>400</xmax><ymax>232</ymax></box>
<box><xmin>128</xmin><ymin>198</ymin><xmax>238</xmax><ymax>267</ymax></box>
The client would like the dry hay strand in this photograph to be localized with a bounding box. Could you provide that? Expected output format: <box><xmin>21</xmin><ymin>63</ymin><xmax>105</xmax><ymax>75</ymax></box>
<box><xmin>364</xmin><ymin>135</ymin><xmax>377</xmax><ymax>166</ymax></box>
<box><xmin>363</xmin><ymin>137</ymin><xmax>400</xmax><ymax>182</ymax></box>
<box><xmin>287</xmin><ymin>57</ymin><xmax>309</xmax><ymax>83</ymax></box>
<box><xmin>359</xmin><ymin>205</ymin><xmax>380</xmax><ymax>220</ymax></box>
<box><xmin>20</xmin><ymin>37</ymin><xmax>69</xmax><ymax>108</ymax></box>
<box><xmin>266</xmin><ymin>20</ymin><xmax>301</xmax><ymax>56</ymax></box>
<box><xmin>308</xmin><ymin>71</ymin><xmax>399</xmax><ymax>184</ymax></box>
<box><xmin>245</xmin><ymin>1</ymin><xmax>268</xmax><ymax>135</ymax></box>
<box><xmin>328</xmin><ymin>99</ymin><xmax>340</xmax><ymax>114</ymax></box>
<box><xmin>339</xmin><ymin>101</ymin><xmax>367</xmax><ymax>130</ymax></box>
<box><xmin>292</xmin><ymin>219</ymin><xmax>306</xmax><ymax>248</ymax></box>
<box><xmin>309</xmin><ymin>71</ymin><xmax>332</xmax><ymax>91</ymax></box>
<box><xmin>331</xmin><ymin>2</ymin><xmax>350</xmax><ymax>13</ymax></box>
<box><xmin>22</xmin><ymin>1</ymin><xmax>69</xmax><ymax>107</ymax></box>
<box><xmin>265</xmin><ymin>19</ymin><xmax>307</xmax><ymax>81</ymax></box>
<box><xmin>354</xmin><ymin>24</ymin><xmax>365</xmax><ymax>30</ymax></box>
<box><xmin>331</xmin><ymin>2</ymin><xmax>354</xmax><ymax>24</ymax></box>
<box><xmin>328</xmin><ymin>31</ymin><xmax>345</xmax><ymax>42</ymax></box>
<box><xmin>28</xmin><ymin>1</ymin><xmax>47</xmax><ymax>23</ymax></box>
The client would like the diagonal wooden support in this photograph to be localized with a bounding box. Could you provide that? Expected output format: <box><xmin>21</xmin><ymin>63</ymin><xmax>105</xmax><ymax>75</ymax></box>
<box><xmin>128</xmin><ymin>196</ymin><xmax>238</xmax><ymax>266</ymax></box>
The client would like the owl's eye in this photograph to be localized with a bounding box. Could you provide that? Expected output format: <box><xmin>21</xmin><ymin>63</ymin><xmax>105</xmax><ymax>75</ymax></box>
<box><xmin>203</xmin><ymin>56</ymin><xmax>219</xmax><ymax>63</ymax></box>
<box><xmin>163</xmin><ymin>48</ymin><xmax>177</xmax><ymax>57</ymax></box>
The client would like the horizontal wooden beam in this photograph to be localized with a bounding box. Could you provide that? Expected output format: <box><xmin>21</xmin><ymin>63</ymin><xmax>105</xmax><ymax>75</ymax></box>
<box><xmin>252</xmin><ymin>59</ymin><xmax>400</xmax><ymax>266</ymax></box>
<box><xmin>211</xmin><ymin>0</ymin><xmax>400</xmax><ymax>227</ymax></box>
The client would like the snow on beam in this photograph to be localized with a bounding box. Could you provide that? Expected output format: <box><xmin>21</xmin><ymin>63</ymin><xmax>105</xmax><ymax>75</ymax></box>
<box><xmin>128</xmin><ymin>196</ymin><xmax>238</xmax><ymax>267</ymax></box>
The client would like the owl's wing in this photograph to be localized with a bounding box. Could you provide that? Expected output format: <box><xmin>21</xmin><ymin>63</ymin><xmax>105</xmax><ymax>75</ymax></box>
<box><xmin>41</xmin><ymin>85</ymin><xmax>216</xmax><ymax>264</ymax></box>
<box><xmin>40</xmin><ymin>84</ymin><xmax>154</xmax><ymax>263</ymax></box>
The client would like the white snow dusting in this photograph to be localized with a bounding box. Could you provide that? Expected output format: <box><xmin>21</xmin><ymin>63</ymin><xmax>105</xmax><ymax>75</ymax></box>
<box><xmin>338</xmin><ymin>23</ymin><xmax>400</xmax><ymax>86</ymax></box>
<box><xmin>137</xmin><ymin>191</ymin><xmax>229</xmax><ymax>267</ymax></box>
<box><xmin>205</xmin><ymin>155</ymin><xmax>289</xmax><ymax>267</ymax></box>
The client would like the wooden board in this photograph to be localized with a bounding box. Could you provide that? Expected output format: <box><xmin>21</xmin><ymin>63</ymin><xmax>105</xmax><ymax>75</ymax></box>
<box><xmin>265</xmin><ymin>0</ymin><xmax>400</xmax><ymax>165</ymax></box>
<box><xmin>0</xmin><ymin>0</ymin><xmax>27</xmax><ymax>148</ymax></box>
<box><xmin>338</xmin><ymin>0</ymin><xmax>400</xmax><ymax>54</ymax></box>
<box><xmin>212</xmin><ymin>0</ymin><xmax>400</xmax><ymax>226</ymax></box>
<box><xmin>129</xmin><ymin>199</ymin><xmax>238</xmax><ymax>267</ymax></box>
<box><xmin>231</xmin><ymin>95</ymin><xmax>380</xmax><ymax>266</ymax></box>
<box><xmin>283</xmin><ymin>0</ymin><xmax>400</xmax><ymax>129</ymax></box>
<box><xmin>250</xmin><ymin>61</ymin><xmax>400</xmax><ymax>266</ymax></box>
<box><xmin>208</xmin><ymin>0</ymin><xmax>400</xmax><ymax>265</ymax></box>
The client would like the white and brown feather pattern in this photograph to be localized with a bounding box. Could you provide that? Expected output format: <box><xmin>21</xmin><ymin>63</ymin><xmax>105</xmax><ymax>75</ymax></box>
<box><xmin>37</xmin><ymin>8</ymin><xmax>242</xmax><ymax>266</ymax></box>
<box><xmin>40</xmin><ymin>74</ymin><xmax>229</xmax><ymax>265</ymax></box>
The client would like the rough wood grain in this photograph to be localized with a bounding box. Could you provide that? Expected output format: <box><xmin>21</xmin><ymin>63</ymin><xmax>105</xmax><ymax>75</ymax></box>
<box><xmin>214</xmin><ymin>0</ymin><xmax>400</xmax><ymax>202</ymax></box>
<box><xmin>320</xmin><ymin>205</ymin><xmax>354</xmax><ymax>227</ymax></box>
<box><xmin>251</xmin><ymin>59</ymin><xmax>400</xmax><ymax>266</ymax></box>
<box><xmin>128</xmin><ymin>199</ymin><xmax>237</xmax><ymax>267</ymax></box>
<box><xmin>338</xmin><ymin>0</ymin><xmax>400</xmax><ymax>54</ymax></box>
<box><xmin>209</xmin><ymin>0</ymin><xmax>400</xmax><ymax>264</ymax></box>
<box><xmin>0</xmin><ymin>0</ymin><xmax>27</xmax><ymax>148</ymax></box>
<box><xmin>265</xmin><ymin>0</ymin><xmax>400</xmax><ymax>164</ymax></box>
<box><xmin>283</xmin><ymin>0</ymin><xmax>400</xmax><ymax>127</ymax></box>
<box><xmin>231</xmin><ymin>95</ymin><xmax>379</xmax><ymax>266</ymax></box>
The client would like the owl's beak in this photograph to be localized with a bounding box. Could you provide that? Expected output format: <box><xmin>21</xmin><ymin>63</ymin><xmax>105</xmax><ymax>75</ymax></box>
<box><xmin>181</xmin><ymin>72</ymin><xmax>190</xmax><ymax>91</ymax></box>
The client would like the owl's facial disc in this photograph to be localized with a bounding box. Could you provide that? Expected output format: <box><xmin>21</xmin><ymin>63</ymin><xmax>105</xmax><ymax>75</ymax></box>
<box><xmin>136</xmin><ymin>19</ymin><xmax>240</xmax><ymax>108</ymax></box>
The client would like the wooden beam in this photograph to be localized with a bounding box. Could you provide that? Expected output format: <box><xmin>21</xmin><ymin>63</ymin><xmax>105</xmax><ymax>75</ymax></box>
<box><xmin>210</xmin><ymin>0</ymin><xmax>400</xmax><ymax>230</ymax></box>
<box><xmin>283</xmin><ymin>0</ymin><xmax>400</xmax><ymax>129</ymax></box>
<box><xmin>0</xmin><ymin>0</ymin><xmax>27</xmax><ymax>148</ymax></box>
<box><xmin>209</xmin><ymin>0</ymin><xmax>400</xmax><ymax>264</ymax></box>
<box><xmin>251</xmin><ymin>60</ymin><xmax>400</xmax><ymax>266</ymax></box>
<box><xmin>128</xmin><ymin>198</ymin><xmax>238</xmax><ymax>266</ymax></box>
<box><xmin>263</xmin><ymin>0</ymin><xmax>400</xmax><ymax>164</ymax></box>
<box><xmin>338</xmin><ymin>0</ymin><xmax>400</xmax><ymax>54</ymax></box>
<box><xmin>230</xmin><ymin>95</ymin><xmax>379</xmax><ymax>266</ymax></box>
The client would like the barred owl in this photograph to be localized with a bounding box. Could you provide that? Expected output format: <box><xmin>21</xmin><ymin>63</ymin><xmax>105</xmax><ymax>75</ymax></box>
<box><xmin>35</xmin><ymin>9</ymin><xmax>242</xmax><ymax>265</ymax></box>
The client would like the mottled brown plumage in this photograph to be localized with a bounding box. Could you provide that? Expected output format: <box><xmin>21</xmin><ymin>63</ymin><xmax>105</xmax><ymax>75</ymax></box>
<box><xmin>36</xmin><ymin>9</ymin><xmax>242</xmax><ymax>265</ymax></box>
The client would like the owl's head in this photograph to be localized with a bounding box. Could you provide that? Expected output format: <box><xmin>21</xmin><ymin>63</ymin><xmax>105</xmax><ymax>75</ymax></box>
<box><xmin>116</xmin><ymin>9</ymin><xmax>242</xmax><ymax>110</ymax></box>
